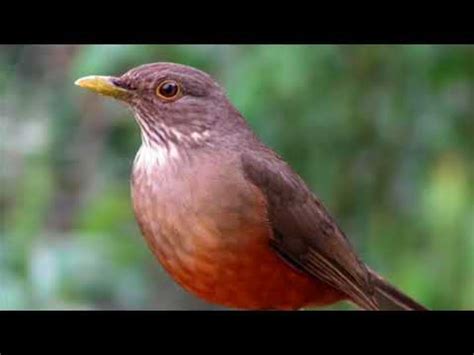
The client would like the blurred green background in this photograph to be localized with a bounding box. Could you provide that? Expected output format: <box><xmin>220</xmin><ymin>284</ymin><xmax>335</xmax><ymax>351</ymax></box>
<box><xmin>0</xmin><ymin>45</ymin><xmax>473</xmax><ymax>310</ymax></box>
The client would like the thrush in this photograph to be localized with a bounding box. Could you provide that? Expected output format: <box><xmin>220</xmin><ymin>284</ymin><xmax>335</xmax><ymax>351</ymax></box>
<box><xmin>75</xmin><ymin>62</ymin><xmax>427</xmax><ymax>310</ymax></box>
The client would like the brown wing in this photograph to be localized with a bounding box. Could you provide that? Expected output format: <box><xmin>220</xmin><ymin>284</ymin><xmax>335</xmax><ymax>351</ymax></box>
<box><xmin>241</xmin><ymin>148</ymin><xmax>379</xmax><ymax>309</ymax></box>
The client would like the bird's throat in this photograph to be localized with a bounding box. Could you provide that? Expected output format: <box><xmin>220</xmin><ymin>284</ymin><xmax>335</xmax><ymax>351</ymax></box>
<box><xmin>133</xmin><ymin>142</ymin><xmax>181</xmax><ymax>173</ymax></box>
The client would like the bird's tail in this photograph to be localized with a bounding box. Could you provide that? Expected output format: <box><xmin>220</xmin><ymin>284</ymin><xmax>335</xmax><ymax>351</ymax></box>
<box><xmin>364</xmin><ymin>268</ymin><xmax>427</xmax><ymax>310</ymax></box>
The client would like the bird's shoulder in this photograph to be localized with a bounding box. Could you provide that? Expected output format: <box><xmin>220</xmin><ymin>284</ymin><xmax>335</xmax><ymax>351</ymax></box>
<box><xmin>239</xmin><ymin>144</ymin><xmax>347</xmax><ymax>250</ymax></box>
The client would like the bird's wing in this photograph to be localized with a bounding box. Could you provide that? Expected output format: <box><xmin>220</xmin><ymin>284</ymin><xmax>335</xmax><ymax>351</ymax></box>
<box><xmin>241</xmin><ymin>149</ymin><xmax>379</xmax><ymax>309</ymax></box>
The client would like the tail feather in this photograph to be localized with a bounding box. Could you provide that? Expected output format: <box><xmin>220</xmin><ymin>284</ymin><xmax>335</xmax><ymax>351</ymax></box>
<box><xmin>350</xmin><ymin>267</ymin><xmax>428</xmax><ymax>310</ymax></box>
<box><xmin>366</xmin><ymin>269</ymin><xmax>427</xmax><ymax>311</ymax></box>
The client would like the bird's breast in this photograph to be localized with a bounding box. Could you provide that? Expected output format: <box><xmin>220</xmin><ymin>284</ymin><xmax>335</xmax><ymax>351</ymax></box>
<box><xmin>131</xmin><ymin>148</ymin><xmax>342</xmax><ymax>309</ymax></box>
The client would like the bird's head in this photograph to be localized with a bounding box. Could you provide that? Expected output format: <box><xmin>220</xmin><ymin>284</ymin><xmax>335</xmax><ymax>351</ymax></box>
<box><xmin>75</xmin><ymin>62</ymin><xmax>246</xmax><ymax>149</ymax></box>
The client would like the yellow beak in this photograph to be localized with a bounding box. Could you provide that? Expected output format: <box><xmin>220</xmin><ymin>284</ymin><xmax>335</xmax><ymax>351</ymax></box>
<box><xmin>74</xmin><ymin>75</ymin><xmax>131</xmax><ymax>100</ymax></box>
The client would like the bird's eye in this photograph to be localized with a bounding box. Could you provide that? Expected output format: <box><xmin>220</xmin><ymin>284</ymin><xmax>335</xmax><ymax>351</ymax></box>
<box><xmin>156</xmin><ymin>80</ymin><xmax>181</xmax><ymax>100</ymax></box>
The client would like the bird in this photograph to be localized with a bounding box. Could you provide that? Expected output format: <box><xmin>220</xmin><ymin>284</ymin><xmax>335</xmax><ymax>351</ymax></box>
<box><xmin>75</xmin><ymin>62</ymin><xmax>427</xmax><ymax>310</ymax></box>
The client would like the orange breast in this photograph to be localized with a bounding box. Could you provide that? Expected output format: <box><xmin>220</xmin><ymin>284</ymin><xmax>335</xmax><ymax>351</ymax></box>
<box><xmin>131</xmin><ymin>154</ymin><xmax>345</xmax><ymax>310</ymax></box>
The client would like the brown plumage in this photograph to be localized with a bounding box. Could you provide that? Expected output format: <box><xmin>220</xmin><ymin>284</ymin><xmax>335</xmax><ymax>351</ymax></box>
<box><xmin>75</xmin><ymin>62</ymin><xmax>427</xmax><ymax>310</ymax></box>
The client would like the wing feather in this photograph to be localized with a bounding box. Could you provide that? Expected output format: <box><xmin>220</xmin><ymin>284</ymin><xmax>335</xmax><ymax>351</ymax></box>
<box><xmin>241</xmin><ymin>149</ymin><xmax>378</xmax><ymax>309</ymax></box>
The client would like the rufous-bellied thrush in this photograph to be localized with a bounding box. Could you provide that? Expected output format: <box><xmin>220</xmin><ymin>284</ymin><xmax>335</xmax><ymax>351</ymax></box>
<box><xmin>75</xmin><ymin>63</ymin><xmax>427</xmax><ymax>310</ymax></box>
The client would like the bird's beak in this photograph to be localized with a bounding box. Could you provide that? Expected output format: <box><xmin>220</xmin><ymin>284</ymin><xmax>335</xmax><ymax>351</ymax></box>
<box><xmin>74</xmin><ymin>75</ymin><xmax>131</xmax><ymax>101</ymax></box>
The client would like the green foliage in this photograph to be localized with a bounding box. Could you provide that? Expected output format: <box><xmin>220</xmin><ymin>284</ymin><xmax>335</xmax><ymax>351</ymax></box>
<box><xmin>0</xmin><ymin>45</ymin><xmax>473</xmax><ymax>309</ymax></box>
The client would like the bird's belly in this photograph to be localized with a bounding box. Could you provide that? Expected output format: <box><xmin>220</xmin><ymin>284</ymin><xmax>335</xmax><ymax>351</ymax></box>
<box><xmin>156</xmin><ymin>235</ymin><xmax>343</xmax><ymax>310</ymax></box>
<box><xmin>131</xmin><ymin>158</ymin><xmax>343</xmax><ymax>309</ymax></box>
<box><xmin>133</xmin><ymin>195</ymin><xmax>342</xmax><ymax>310</ymax></box>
